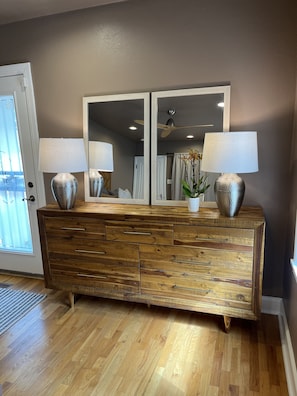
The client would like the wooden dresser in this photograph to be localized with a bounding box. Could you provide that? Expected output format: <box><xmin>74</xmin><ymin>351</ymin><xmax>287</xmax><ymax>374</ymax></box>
<box><xmin>37</xmin><ymin>202</ymin><xmax>265</xmax><ymax>331</ymax></box>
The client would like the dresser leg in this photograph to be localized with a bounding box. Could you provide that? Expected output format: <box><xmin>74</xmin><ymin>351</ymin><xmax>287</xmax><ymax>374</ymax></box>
<box><xmin>69</xmin><ymin>292</ymin><xmax>75</xmax><ymax>311</ymax></box>
<box><xmin>223</xmin><ymin>315</ymin><xmax>231</xmax><ymax>332</ymax></box>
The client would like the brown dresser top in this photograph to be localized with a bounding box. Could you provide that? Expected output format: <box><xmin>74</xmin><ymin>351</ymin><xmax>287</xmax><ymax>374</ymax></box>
<box><xmin>38</xmin><ymin>201</ymin><xmax>265</xmax><ymax>228</ymax></box>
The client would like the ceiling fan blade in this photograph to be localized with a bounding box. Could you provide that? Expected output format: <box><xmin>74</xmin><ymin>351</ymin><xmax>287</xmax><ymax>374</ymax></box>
<box><xmin>174</xmin><ymin>124</ymin><xmax>214</xmax><ymax>130</ymax></box>
<box><xmin>160</xmin><ymin>127</ymin><xmax>175</xmax><ymax>138</ymax></box>
<box><xmin>157</xmin><ymin>123</ymin><xmax>168</xmax><ymax>129</ymax></box>
<box><xmin>135</xmin><ymin>120</ymin><xmax>171</xmax><ymax>130</ymax></box>
<box><xmin>134</xmin><ymin>119</ymin><xmax>145</xmax><ymax>126</ymax></box>
<box><xmin>175</xmin><ymin>124</ymin><xmax>213</xmax><ymax>129</ymax></box>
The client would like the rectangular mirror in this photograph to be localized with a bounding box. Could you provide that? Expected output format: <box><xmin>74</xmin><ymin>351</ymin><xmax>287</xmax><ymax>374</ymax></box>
<box><xmin>83</xmin><ymin>92</ymin><xmax>150</xmax><ymax>204</ymax></box>
<box><xmin>151</xmin><ymin>86</ymin><xmax>231</xmax><ymax>206</ymax></box>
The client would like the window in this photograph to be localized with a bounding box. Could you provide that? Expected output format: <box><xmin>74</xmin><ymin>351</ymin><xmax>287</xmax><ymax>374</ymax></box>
<box><xmin>0</xmin><ymin>95</ymin><xmax>32</xmax><ymax>253</ymax></box>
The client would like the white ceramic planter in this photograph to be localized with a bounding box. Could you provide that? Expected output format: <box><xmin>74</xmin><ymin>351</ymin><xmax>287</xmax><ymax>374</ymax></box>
<box><xmin>187</xmin><ymin>197</ymin><xmax>200</xmax><ymax>212</ymax></box>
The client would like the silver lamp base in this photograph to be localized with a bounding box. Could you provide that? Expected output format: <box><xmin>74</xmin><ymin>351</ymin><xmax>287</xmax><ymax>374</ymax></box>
<box><xmin>89</xmin><ymin>169</ymin><xmax>104</xmax><ymax>197</ymax></box>
<box><xmin>214</xmin><ymin>173</ymin><xmax>245</xmax><ymax>217</ymax></box>
<box><xmin>51</xmin><ymin>173</ymin><xmax>78</xmax><ymax>210</ymax></box>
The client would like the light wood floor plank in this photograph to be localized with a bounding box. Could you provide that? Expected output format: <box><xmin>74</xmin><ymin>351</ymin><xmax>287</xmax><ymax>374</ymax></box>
<box><xmin>0</xmin><ymin>274</ymin><xmax>289</xmax><ymax>396</ymax></box>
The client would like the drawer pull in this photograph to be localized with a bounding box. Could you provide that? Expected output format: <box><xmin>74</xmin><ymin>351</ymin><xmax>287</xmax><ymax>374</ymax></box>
<box><xmin>77</xmin><ymin>273</ymin><xmax>107</xmax><ymax>279</ymax></box>
<box><xmin>123</xmin><ymin>231</ymin><xmax>152</xmax><ymax>236</ymax></box>
<box><xmin>75</xmin><ymin>249</ymin><xmax>106</xmax><ymax>255</ymax></box>
<box><xmin>61</xmin><ymin>227</ymin><xmax>86</xmax><ymax>231</ymax></box>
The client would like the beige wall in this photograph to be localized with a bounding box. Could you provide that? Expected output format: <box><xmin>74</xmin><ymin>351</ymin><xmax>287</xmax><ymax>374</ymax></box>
<box><xmin>0</xmin><ymin>0</ymin><xmax>296</xmax><ymax>298</ymax></box>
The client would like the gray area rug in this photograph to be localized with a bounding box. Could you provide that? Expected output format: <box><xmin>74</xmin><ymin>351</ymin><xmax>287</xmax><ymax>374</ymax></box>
<box><xmin>0</xmin><ymin>288</ymin><xmax>46</xmax><ymax>336</ymax></box>
<box><xmin>0</xmin><ymin>283</ymin><xmax>11</xmax><ymax>288</ymax></box>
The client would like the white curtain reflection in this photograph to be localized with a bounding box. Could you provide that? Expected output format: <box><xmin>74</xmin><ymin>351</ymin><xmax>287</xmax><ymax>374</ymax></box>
<box><xmin>134</xmin><ymin>155</ymin><xmax>167</xmax><ymax>201</ymax></box>
<box><xmin>133</xmin><ymin>156</ymin><xmax>144</xmax><ymax>199</ymax></box>
<box><xmin>0</xmin><ymin>95</ymin><xmax>33</xmax><ymax>253</ymax></box>
<box><xmin>156</xmin><ymin>155</ymin><xmax>167</xmax><ymax>200</ymax></box>
<box><xmin>171</xmin><ymin>153</ymin><xmax>193</xmax><ymax>200</ymax></box>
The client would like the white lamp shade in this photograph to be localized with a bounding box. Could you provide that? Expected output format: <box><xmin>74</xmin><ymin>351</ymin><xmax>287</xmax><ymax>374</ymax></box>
<box><xmin>89</xmin><ymin>141</ymin><xmax>114</xmax><ymax>172</ymax></box>
<box><xmin>201</xmin><ymin>131</ymin><xmax>258</xmax><ymax>174</ymax></box>
<box><xmin>39</xmin><ymin>138</ymin><xmax>88</xmax><ymax>173</ymax></box>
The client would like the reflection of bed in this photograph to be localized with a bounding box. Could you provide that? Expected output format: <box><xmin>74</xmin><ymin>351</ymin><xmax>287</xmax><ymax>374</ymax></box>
<box><xmin>102</xmin><ymin>187</ymin><xmax>132</xmax><ymax>199</ymax></box>
<box><xmin>100</xmin><ymin>161</ymin><xmax>138</xmax><ymax>199</ymax></box>
<box><xmin>99</xmin><ymin>172</ymin><xmax>131</xmax><ymax>198</ymax></box>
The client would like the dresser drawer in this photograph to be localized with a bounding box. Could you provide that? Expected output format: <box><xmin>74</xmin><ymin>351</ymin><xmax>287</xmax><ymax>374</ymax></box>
<box><xmin>174</xmin><ymin>225</ymin><xmax>254</xmax><ymax>251</ymax></box>
<box><xmin>106</xmin><ymin>221</ymin><xmax>173</xmax><ymax>245</ymax></box>
<box><xmin>140</xmin><ymin>244</ymin><xmax>253</xmax><ymax>310</ymax></box>
<box><xmin>49</xmin><ymin>253</ymin><xmax>139</xmax><ymax>293</ymax></box>
<box><xmin>47</xmin><ymin>237</ymin><xmax>138</xmax><ymax>260</ymax></box>
<box><xmin>44</xmin><ymin>216</ymin><xmax>106</xmax><ymax>240</ymax></box>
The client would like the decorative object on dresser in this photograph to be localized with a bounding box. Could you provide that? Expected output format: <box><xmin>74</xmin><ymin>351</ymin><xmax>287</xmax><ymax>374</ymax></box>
<box><xmin>38</xmin><ymin>138</ymin><xmax>88</xmax><ymax>210</ymax></box>
<box><xmin>187</xmin><ymin>197</ymin><xmax>200</xmax><ymax>212</ymax></box>
<box><xmin>88</xmin><ymin>141</ymin><xmax>114</xmax><ymax>197</ymax></box>
<box><xmin>181</xmin><ymin>148</ymin><xmax>210</xmax><ymax>212</ymax></box>
<box><xmin>37</xmin><ymin>202</ymin><xmax>265</xmax><ymax>332</ymax></box>
<box><xmin>201</xmin><ymin>132</ymin><xmax>258</xmax><ymax>217</ymax></box>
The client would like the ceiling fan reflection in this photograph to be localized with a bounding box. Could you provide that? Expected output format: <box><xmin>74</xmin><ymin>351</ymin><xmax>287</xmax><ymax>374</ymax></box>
<box><xmin>135</xmin><ymin>109</ymin><xmax>213</xmax><ymax>138</ymax></box>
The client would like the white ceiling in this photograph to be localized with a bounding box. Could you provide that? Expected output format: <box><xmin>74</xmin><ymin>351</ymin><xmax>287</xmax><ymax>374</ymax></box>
<box><xmin>0</xmin><ymin>0</ymin><xmax>128</xmax><ymax>25</ymax></box>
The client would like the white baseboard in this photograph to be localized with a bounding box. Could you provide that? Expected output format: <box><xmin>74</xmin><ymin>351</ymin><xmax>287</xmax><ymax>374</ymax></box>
<box><xmin>262</xmin><ymin>296</ymin><xmax>297</xmax><ymax>396</ymax></box>
<box><xmin>262</xmin><ymin>295</ymin><xmax>283</xmax><ymax>315</ymax></box>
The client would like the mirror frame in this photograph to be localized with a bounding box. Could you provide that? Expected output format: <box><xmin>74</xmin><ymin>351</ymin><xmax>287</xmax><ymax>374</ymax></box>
<box><xmin>83</xmin><ymin>92</ymin><xmax>150</xmax><ymax>204</ymax></box>
<box><xmin>151</xmin><ymin>85</ymin><xmax>231</xmax><ymax>206</ymax></box>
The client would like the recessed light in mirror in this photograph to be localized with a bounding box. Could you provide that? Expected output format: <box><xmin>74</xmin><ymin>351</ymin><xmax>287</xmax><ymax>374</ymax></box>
<box><xmin>217</xmin><ymin>102</ymin><xmax>224</xmax><ymax>108</ymax></box>
<box><xmin>129</xmin><ymin>125</ymin><xmax>137</xmax><ymax>130</ymax></box>
<box><xmin>186</xmin><ymin>134</ymin><xmax>194</xmax><ymax>139</ymax></box>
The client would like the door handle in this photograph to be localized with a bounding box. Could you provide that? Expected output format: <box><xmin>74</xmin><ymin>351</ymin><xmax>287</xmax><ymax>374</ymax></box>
<box><xmin>22</xmin><ymin>195</ymin><xmax>35</xmax><ymax>202</ymax></box>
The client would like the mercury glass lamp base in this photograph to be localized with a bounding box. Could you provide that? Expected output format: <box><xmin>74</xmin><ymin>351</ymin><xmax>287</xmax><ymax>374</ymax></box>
<box><xmin>51</xmin><ymin>173</ymin><xmax>78</xmax><ymax>210</ymax></box>
<box><xmin>214</xmin><ymin>173</ymin><xmax>245</xmax><ymax>217</ymax></box>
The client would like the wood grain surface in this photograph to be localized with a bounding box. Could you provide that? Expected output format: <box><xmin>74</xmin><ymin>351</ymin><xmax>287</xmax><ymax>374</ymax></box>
<box><xmin>0</xmin><ymin>274</ymin><xmax>288</xmax><ymax>396</ymax></box>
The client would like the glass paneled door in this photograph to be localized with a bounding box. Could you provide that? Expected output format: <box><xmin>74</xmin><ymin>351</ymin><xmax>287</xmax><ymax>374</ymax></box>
<box><xmin>0</xmin><ymin>63</ymin><xmax>45</xmax><ymax>274</ymax></box>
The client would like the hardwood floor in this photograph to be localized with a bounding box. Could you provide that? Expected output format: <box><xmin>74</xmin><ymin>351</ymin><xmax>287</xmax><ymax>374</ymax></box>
<box><xmin>0</xmin><ymin>274</ymin><xmax>288</xmax><ymax>396</ymax></box>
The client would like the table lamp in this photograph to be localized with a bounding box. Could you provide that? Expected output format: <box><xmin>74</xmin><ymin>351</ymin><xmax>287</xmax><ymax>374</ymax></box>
<box><xmin>39</xmin><ymin>138</ymin><xmax>87</xmax><ymax>209</ymax></box>
<box><xmin>201</xmin><ymin>131</ymin><xmax>258</xmax><ymax>217</ymax></box>
<box><xmin>88</xmin><ymin>141</ymin><xmax>114</xmax><ymax>197</ymax></box>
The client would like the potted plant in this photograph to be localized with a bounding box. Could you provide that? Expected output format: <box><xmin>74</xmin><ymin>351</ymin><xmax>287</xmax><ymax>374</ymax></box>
<box><xmin>182</xmin><ymin>149</ymin><xmax>210</xmax><ymax>212</ymax></box>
